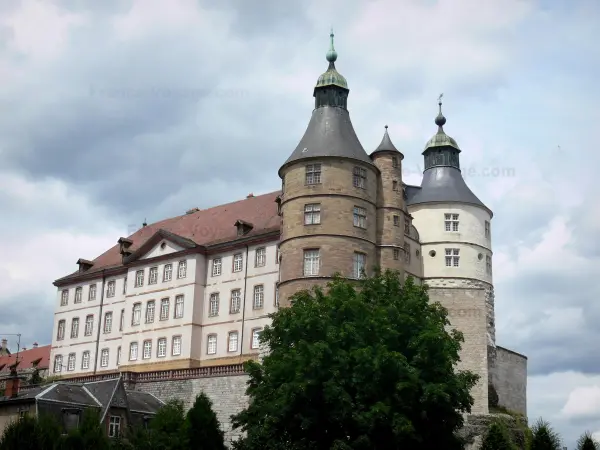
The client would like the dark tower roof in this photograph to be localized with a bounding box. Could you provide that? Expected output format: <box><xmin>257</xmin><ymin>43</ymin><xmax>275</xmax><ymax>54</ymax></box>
<box><xmin>370</xmin><ymin>125</ymin><xmax>404</xmax><ymax>158</ymax></box>
<box><xmin>279</xmin><ymin>30</ymin><xmax>372</xmax><ymax>176</ymax></box>
<box><xmin>407</xmin><ymin>96</ymin><xmax>491</xmax><ymax>215</ymax></box>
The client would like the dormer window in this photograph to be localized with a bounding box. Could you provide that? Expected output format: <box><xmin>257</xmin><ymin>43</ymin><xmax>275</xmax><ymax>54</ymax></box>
<box><xmin>235</xmin><ymin>220</ymin><xmax>254</xmax><ymax>236</ymax></box>
<box><xmin>76</xmin><ymin>259</ymin><xmax>94</xmax><ymax>273</ymax></box>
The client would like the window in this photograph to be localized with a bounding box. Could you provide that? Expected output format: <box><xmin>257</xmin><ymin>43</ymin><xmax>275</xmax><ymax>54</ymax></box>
<box><xmin>135</xmin><ymin>270</ymin><xmax>144</xmax><ymax>287</ymax></box>
<box><xmin>353</xmin><ymin>252</ymin><xmax>366</xmax><ymax>278</ymax></box>
<box><xmin>109</xmin><ymin>416</ymin><xmax>121</xmax><ymax>438</ymax></box>
<box><xmin>209</xmin><ymin>293</ymin><xmax>219</xmax><ymax>317</ymax></box>
<box><xmin>129</xmin><ymin>342</ymin><xmax>138</xmax><ymax>360</ymax></box>
<box><xmin>177</xmin><ymin>260</ymin><xmax>187</xmax><ymax>279</ymax></box>
<box><xmin>404</xmin><ymin>243</ymin><xmax>411</xmax><ymax>264</ymax></box>
<box><xmin>212</xmin><ymin>258</ymin><xmax>222</xmax><ymax>276</ymax></box>
<box><xmin>74</xmin><ymin>287</ymin><xmax>82</xmax><ymax>304</ymax></box>
<box><xmin>392</xmin><ymin>157</ymin><xmax>398</xmax><ymax>168</ymax></box>
<box><xmin>148</xmin><ymin>267</ymin><xmax>158</xmax><ymax>285</ymax></box>
<box><xmin>230</xmin><ymin>290</ymin><xmax>241</xmax><ymax>314</ymax></box>
<box><xmin>67</xmin><ymin>353</ymin><xmax>76</xmax><ymax>371</ymax></box>
<box><xmin>353</xmin><ymin>206</ymin><xmax>367</xmax><ymax>229</ymax></box>
<box><xmin>445</xmin><ymin>248</ymin><xmax>460</xmax><ymax>267</ymax></box>
<box><xmin>304</xmin><ymin>203</ymin><xmax>321</xmax><ymax>225</ymax></box>
<box><xmin>157</xmin><ymin>338</ymin><xmax>167</xmax><ymax>357</ymax></box>
<box><xmin>60</xmin><ymin>290</ymin><xmax>68</xmax><ymax>306</ymax></box>
<box><xmin>275</xmin><ymin>285</ymin><xmax>279</xmax><ymax>307</ymax></box>
<box><xmin>404</xmin><ymin>217</ymin><xmax>411</xmax><ymax>234</ymax></box>
<box><xmin>485</xmin><ymin>220</ymin><xmax>491</xmax><ymax>239</ymax></box>
<box><xmin>305</xmin><ymin>163</ymin><xmax>321</xmax><ymax>185</ymax></box>
<box><xmin>233</xmin><ymin>253</ymin><xmax>243</xmax><ymax>272</ymax></box>
<box><xmin>143</xmin><ymin>340</ymin><xmax>152</xmax><ymax>359</ymax></box>
<box><xmin>54</xmin><ymin>355</ymin><xmax>63</xmax><ymax>373</ymax></box>
<box><xmin>393</xmin><ymin>215</ymin><xmax>399</xmax><ymax>227</ymax></box>
<box><xmin>486</xmin><ymin>255</ymin><xmax>492</xmax><ymax>275</ymax></box>
<box><xmin>119</xmin><ymin>309</ymin><xmax>125</xmax><ymax>331</ymax></box>
<box><xmin>88</xmin><ymin>284</ymin><xmax>96</xmax><ymax>301</ymax></box>
<box><xmin>160</xmin><ymin>298</ymin><xmax>170</xmax><ymax>320</ymax></box>
<box><xmin>353</xmin><ymin>166</ymin><xmax>367</xmax><ymax>188</ymax></box>
<box><xmin>251</xmin><ymin>329</ymin><xmax>261</xmax><ymax>349</ymax></box>
<box><xmin>107</xmin><ymin>280</ymin><xmax>116</xmax><ymax>297</ymax></box>
<box><xmin>70</xmin><ymin>318</ymin><xmax>79</xmax><ymax>338</ymax></box>
<box><xmin>207</xmin><ymin>335</ymin><xmax>217</xmax><ymax>355</ymax></box>
<box><xmin>57</xmin><ymin>320</ymin><xmax>66</xmax><ymax>341</ymax></box>
<box><xmin>123</xmin><ymin>277</ymin><xmax>127</xmax><ymax>295</ymax></box>
<box><xmin>228</xmin><ymin>331</ymin><xmax>239</xmax><ymax>352</ymax></box>
<box><xmin>276</xmin><ymin>247</ymin><xmax>280</xmax><ymax>264</ymax></box>
<box><xmin>174</xmin><ymin>295</ymin><xmax>184</xmax><ymax>318</ymax></box>
<box><xmin>253</xmin><ymin>285</ymin><xmax>264</xmax><ymax>309</ymax></box>
<box><xmin>445</xmin><ymin>213</ymin><xmax>459</xmax><ymax>232</ymax></box>
<box><xmin>132</xmin><ymin>303</ymin><xmax>141</xmax><ymax>325</ymax></box>
<box><xmin>303</xmin><ymin>249</ymin><xmax>320</xmax><ymax>276</ymax></box>
<box><xmin>145</xmin><ymin>300</ymin><xmax>155</xmax><ymax>323</ymax></box>
<box><xmin>82</xmin><ymin>351</ymin><xmax>90</xmax><ymax>369</ymax></box>
<box><xmin>84</xmin><ymin>315</ymin><xmax>93</xmax><ymax>336</ymax></box>
<box><xmin>100</xmin><ymin>348</ymin><xmax>109</xmax><ymax>368</ymax></box>
<box><xmin>117</xmin><ymin>347</ymin><xmax>121</xmax><ymax>366</ymax></box>
<box><xmin>172</xmin><ymin>336</ymin><xmax>182</xmax><ymax>356</ymax></box>
<box><xmin>255</xmin><ymin>247</ymin><xmax>266</xmax><ymax>267</ymax></box>
<box><xmin>104</xmin><ymin>312</ymin><xmax>113</xmax><ymax>334</ymax></box>
<box><xmin>392</xmin><ymin>180</ymin><xmax>398</xmax><ymax>191</ymax></box>
<box><xmin>163</xmin><ymin>263</ymin><xmax>173</xmax><ymax>281</ymax></box>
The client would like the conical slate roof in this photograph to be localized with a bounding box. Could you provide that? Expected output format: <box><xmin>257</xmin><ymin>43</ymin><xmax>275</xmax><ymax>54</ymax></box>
<box><xmin>371</xmin><ymin>125</ymin><xmax>403</xmax><ymax>156</ymax></box>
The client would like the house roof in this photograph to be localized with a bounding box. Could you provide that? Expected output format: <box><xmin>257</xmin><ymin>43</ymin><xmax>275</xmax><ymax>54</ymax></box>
<box><xmin>0</xmin><ymin>345</ymin><xmax>50</xmax><ymax>375</ymax></box>
<box><xmin>55</xmin><ymin>191</ymin><xmax>282</xmax><ymax>284</ymax></box>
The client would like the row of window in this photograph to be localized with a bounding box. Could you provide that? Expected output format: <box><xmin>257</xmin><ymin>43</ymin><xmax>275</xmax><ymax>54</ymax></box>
<box><xmin>442</xmin><ymin>248</ymin><xmax>493</xmax><ymax>273</ymax></box>
<box><xmin>303</xmin><ymin>163</ymin><xmax>400</xmax><ymax>189</ymax></box>
<box><xmin>134</xmin><ymin>260</ymin><xmax>187</xmax><ymax>288</ymax></box>
<box><xmin>302</xmin><ymin>250</ymin><xmax>367</xmax><ymax>278</ymax></box>
<box><xmin>211</xmin><ymin>247</ymin><xmax>273</xmax><ymax>277</ymax></box>
<box><xmin>444</xmin><ymin>213</ymin><xmax>491</xmax><ymax>238</ymax></box>
<box><xmin>208</xmin><ymin>283</ymin><xmax>279</xmax><ymax>316</ymax></box>
<box><xmin>56</xmin><ymin>295</ymin><xmax>185</xmax><ymax>341</ymax></box>
<box><xmin>206</xmin><ymin>328</ymin><xmax>262</xmax><ymax>355</ymax></box>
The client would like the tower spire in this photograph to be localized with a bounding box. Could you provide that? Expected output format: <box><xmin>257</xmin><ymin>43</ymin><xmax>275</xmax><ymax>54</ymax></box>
<box><xmin>436</xmin><ymin>93</ymin><xmax>447</xmax><ymax>130</ymax></box>
<box><xmin>326</xmin><ymin>28</ymin><xmax>337</xmax><ymax>64</ymax></box>
<box><xmin>313</xmin><ymin>29</ymin><xmax>349</xmax><ymax>109</ymax></box>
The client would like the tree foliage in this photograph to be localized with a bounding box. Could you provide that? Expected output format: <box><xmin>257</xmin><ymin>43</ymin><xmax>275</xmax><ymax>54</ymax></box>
<box><xmin>232</xmin><ymin>271</ymin><xmax>479</xmax><ymax>449</ymax></box>
<box><xmin>530</xmin><ymin>419</ymin><xmax>562</xmax><ymax>450</ymax></box>
<box><xmin>481</xmin><ymin>420</ymin><xmax>516</xmax><ymax>450</ymax></box>
<box><xmin>184</xmin><ymin>393</ymin><xmax>226</xmax><ymax>450</ymax></box>
<box><xmin>577</xmin><ymin>431</ymin><xmax>600</xmax><ymax>450</ymax></box>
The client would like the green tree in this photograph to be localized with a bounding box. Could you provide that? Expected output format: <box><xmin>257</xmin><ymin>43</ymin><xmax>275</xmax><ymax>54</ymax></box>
<box><xmin>232</xmin><ymin>272</ymin><xmax>479</xmax><ymax>450</ymax></box>
<box><xmin>481</xmin><ymin>420</ymin><xmax>516</xmax><ymax>450</ymax></box>
<box><xmin>58</xmin><ymin>408</ymin><xmax>110</xmax><ymax>450</ymax></box>
<box><xmin>576</xmin><ymin>431</ymin><xmax>599</xmax><ymax>450</ymax></box>
<box><xmin>184</xmin><ymin>392</ymin><xmax>226</xmax><ymax>450</ymax></box>
<box><xmin>530</xmin><ymin>419</ymin><xmax>562</xmax><ymax>450</ymax></box>
<box><xmin>144</xmin><ymin>399</ymin><xmax>188</xmax><ymax>450</ymax></box>
<box><xmin>0</xmin><ymin>413</ymin><xmax>62</xmax><ymax>450</ymax></box>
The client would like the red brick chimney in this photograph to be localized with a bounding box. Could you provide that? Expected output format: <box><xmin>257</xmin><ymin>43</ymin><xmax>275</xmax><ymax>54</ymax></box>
<box><xmin>33</xmin><ymin>342</ymin><xmax>38</xmax><ymax>348</ymax></box>
<box><xmin>5</xmin><ymin>370</ymin><xmax>20</xmax><ymax>398</ymax></box>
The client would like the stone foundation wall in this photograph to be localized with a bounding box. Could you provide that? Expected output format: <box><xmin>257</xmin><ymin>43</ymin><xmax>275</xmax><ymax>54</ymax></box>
<box><xmin>489</xmin><ymin>346</ymin><xmax>528</xmax><ymax>416</ymax></box>
<box><xmin>460</xmin><ymin>413</ymin><xmax>528</xmax><ymax>450</ymax></box>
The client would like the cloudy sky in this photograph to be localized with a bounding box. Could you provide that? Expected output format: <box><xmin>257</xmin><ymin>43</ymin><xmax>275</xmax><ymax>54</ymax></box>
<box><xmin>0</xmin><ymin>0</ymin><xmax>598</xmax><ymax>445</ymax></box>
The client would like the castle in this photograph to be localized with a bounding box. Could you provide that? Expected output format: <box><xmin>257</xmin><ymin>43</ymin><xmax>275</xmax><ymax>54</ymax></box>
<box><xmin>49</xmin><ymin>32</ymin><xmax>526</xmax><ymax>438</ymax></box>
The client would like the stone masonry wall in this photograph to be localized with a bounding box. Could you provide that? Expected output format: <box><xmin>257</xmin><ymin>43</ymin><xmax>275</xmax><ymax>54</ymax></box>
<box><xmin>489</xmin><ymin>346</ymin><xmax>528</xmax><ymax>416</ymax></box>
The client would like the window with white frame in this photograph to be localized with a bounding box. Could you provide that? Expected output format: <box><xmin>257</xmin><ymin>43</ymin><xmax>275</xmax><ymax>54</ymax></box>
<box><xmin>148</xmin><ymin>267</ymin><xmax>158</xmax><ymax>285</ymax></box>
<box><xmin>60</xmin><ymin>290</ymin><xmax>68</xmax><ymax>306</ymax></box>
<box><xmin>445</xmin><ymin>248</ymin><xmax>460</xmax><ymax>267</ymax></box>
<box><xmin>207</xmin><ymin>335</ymin><xmax>217</xmax><ymax>355</ymax></box>
<box><xmin>100</xmin><ymin>348</ymin><xmax>109</xmax><ymax>368</ymax></box>
<box><xmin>353</xmin><ymin>252</ymin><xmax>366</xmax><ymax>279</ymax></box>
<box><xmin>393</xmin><ymin>248</ymin><xmax>400</xmax><ymax>260</ymax></box>
<box><xmin>82</xmin><ymin>351</ymin><xmax>90</xmax><ymax>370</ymax></box>
<box><xmin>485</xmin><ymin>220</ymin><xmax>491</xmax><ymax>239</ymax></box>
<box><xmin>132</xmin><ymin>303</ymin><xmax>141</xmax><ymax>325</ymax></box>
<box><xmin>486</xmin><ymin>255</ymin><xmax>492</xmax><ymax>275</ymax></box>
<box><xmin>157</xmin><ymin>338</ymin><xmax>167</xmax><ymax>357</ymax></box>
<box><xmin>117</xmin><ymin>347</ymin><xmax>121</xmax><ymax>366</ymax></box>
<box><xmin>123</xmin><ymin>277</ymin><xmax>127</xmax><ymax>295</ymax></box>
<box><xmin>119</xmin><ymin>309</ymin><xmax>125</xmax><ymax>331</ymax></box>
<box><xmin>303</xmin><ymin>249</ymin><xmax>320</xmax><ymax>276</ymax></box>
<box><xmin>228</xmin><ymin>331</ymin><xmax>238</xmax><ymax>352</ymax></box>
<box><xmin>255</xmin><ymin>247</ymin><xmax>266</xmax><ymax>267</ymax></box>
<box><xmin>108</xmin><ymin>416</ymin><xmax>121</xmax><ymax>438</ymax></box>
<box><xmin>404</xmin><ymin>243</ymin><xmax>411</xmax><ymax>264</ymax></box>
<box><xmin>88</xmin><ymin>284</ymin><xmax>96</xmax><ymax>301</ymax></box>
<box><xmin>70</xmin><ymin>318</ymin><xmax>79</xmax><ymax>338</ymax></box>
<box><xmin>163</xmin><ymin>263</ymin><xmax>173</xmax><ymax>282</ymax></box>
<box><xmin>172</xmin><ymin>336</ymin><xmax>182</xmax><ymax>356</ymax></box>
<box><xmin>212</xmin><ymin>258</ymin><xmax>222</xmax><ymax>276</ymax></box>
<box><xmin>145</xmin><ymin>300</ymin><xmax>155</xmax><ymax>323</ymax></box>
<box><xmin>135</xmin><ymin>270</ymin><xmax>144</xmax><ymax>287</ymax></box>
<box><xmin>444</xmin><ymin>213</ymin><xmax>459</xmax><ymax>232</ymax></box>
<box><xmin>57</xmin><ymin>320</ymin><xmax>65</xmax><ymax>340</ymax></box>
<box><xmin>304</xmin><ymin>203</ymin><xmax>321</xmax><ymax>225</ymax></box>
<box><xmin>160</xmin><ymin>298</ymin><xmax>170</xmax><ymax>320</ymax></box>
<box><xmin>233</xmin><ymin>253</ymin><xmax>243</xmax><ymax>272</ymax></box>
<box><xmin>209</xmin><ymin>293</ymin><xmax>219</xmax><ymax>317</ymax></box>
<box><xmin>251</xmin><ymin>329</ymin><xmax>261</xmax><ymax>350</ymax></box>
<box><xmin>74</xmin><ymin>287</ymin><xmax>82</xmax><ymax>304</ymax></box>
<box><xmin>353</xmin><ymin>206</ymin><xmax>367</xmax><ymax>229</ymax></box>
<box><xmin>404</xmin><ymin>217</ymin><xmax>411</xmax><ymax>234</ymax></box>
<box><xmin>276</xmin><ymin>247</ymin><xmax>280</xmax><ymax>264</ymax></box>
<box><xmin>67</xmin><ymin>353</ymin><xmax>76</xmax><ymax>371</ymax></box>
<box><xmin>107</xmin><ymin>280</ymin><xmax>116</xmax><ymax>297</ymax></box>
<box><xmin>129</xmin><ymin>342</ymin><xmax>138</xmax><ymax>361</ymax></box>
<box><xmin>54</xmin><ymin>355</ymin><xmax>63</xmax><ymax>373</ymax></box>
<box><xmin>177</xmin><ymin>260</ymin><xmax>187</xmax><ymax>279</ymax></box>
<box><xmin>353</xmin><ymin>166</ymin><xmax>367</xmax><ymax>188</ymax></box>
<box><xmin>174</xmin><ymin>295</ymin><xmax>184</xmax><ymax>318</ymax></box>
<box><xmin>274</xmin><ymin>285</ymin><xmax>279</xmax><ymax>307</ymax></box>
<box><xmin>143</xmin><ymin>340</ymin><xmax>152</xmax><ymax>359</ymax></box>
<box><xmin>230</xmin><ymin>290</ymin><xmax>241</xmax><ymax>313</ymax></box>
<box><xmin>253</xmin><ymin>285</ymin><xmax>264</xmax><ymax>309</ymax></box>
<box><xmin>84</xmin><ymin>315</ymin><xmax>93</xmax><ymax>336</ymax></box>
<box><xmin>104</xmin><ymin>312</ymin><xmax>112</xmax><ymax>334</ymax></box>
<box><xmin>305</xmin><ymin>163</ymin><xmax>321</xmax><ymax>185</ymax></box>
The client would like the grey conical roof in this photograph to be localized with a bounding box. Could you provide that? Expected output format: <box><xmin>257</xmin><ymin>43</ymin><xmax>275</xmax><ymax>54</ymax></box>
<box><xmin>371</xmin><ymin>125</ymin><xmax>403</xmax><ymax>156</ymax></box>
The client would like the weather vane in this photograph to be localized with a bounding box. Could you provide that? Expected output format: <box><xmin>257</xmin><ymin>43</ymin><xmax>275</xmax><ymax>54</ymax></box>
<box><xmin>438</xmin><ymin>93</ymin><xmax>444</xmax><ymax>104</ymax></box>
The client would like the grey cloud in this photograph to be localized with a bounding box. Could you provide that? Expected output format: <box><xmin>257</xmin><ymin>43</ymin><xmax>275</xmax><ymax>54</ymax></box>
<box><xmin>0</xmin><ymin>292</ymin><xmax>54</xmax><ymax>348</ymax></box>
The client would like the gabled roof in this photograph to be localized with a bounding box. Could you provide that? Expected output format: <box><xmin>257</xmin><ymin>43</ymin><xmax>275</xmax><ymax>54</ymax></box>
<box><xmin>122</xmin><ymin>229</ymin><xmax>198</xmax><ymax>265</ymax></box>
<box><xmin>0</xmin><ymin>345</ymin><xmax>50</xmax><ymax>375</ymax></box>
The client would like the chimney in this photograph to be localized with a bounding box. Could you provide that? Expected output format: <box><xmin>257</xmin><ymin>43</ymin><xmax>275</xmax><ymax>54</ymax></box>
<box><xmin>1</xmin><ymin>339</ymin><xmax>7</xmax><ymax>350</ymax></box>
<box><xmin>247</xmin><ymin>193</ymin><xmax>254</xmax><ymax>198</ymax></box>
<box><xmin>21</xmin><ymin>347</ymin><xmax>26</xmax><ymax>351</ymax></box>
<box><xmin>5</xmin><ymin>375</ymin><xmax>20</xmax><ymax>398</ymax></box>
<box><xmin>33</xmin><ymin>342</ymin><xmax>38</xmax><ymax>348</ymax></box>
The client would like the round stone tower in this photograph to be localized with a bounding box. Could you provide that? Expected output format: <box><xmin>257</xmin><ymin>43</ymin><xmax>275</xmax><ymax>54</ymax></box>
<box><xmin>278</xmin><ymin>31</ymin><xmax>379</xmax><ymax>305</ymax></box>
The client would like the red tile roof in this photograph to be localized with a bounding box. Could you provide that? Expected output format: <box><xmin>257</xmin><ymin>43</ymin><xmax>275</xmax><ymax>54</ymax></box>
<box><xmin>57</xmin><ymin>190</ymin><xmax>282</xmax><ymax>283</ymax></box>
<box><xmin>0</xmin><ymin>345</ymin><xmax>51</xmax><ymax>374</ymax></box>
